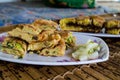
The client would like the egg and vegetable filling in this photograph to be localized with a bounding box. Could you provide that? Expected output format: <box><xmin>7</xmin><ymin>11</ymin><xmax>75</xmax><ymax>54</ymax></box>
<box><xmin>1</xmin><ymin>37</ymin><xmax>27</xmax><ymax>58</ymax></box>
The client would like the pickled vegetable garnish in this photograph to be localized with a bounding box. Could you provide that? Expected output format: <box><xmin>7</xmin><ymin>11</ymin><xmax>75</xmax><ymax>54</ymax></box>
<box><xmin>72</xmin><ymin>40</ymin><xmax>100</xmax><ymax>61</ymax></box>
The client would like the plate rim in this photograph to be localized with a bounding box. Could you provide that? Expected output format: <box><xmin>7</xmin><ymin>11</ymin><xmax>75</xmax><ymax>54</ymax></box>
<box><xmin>73</xmin><ymin>32</ymin><xmax>120</xmax><ymax>38</ymax></box>
<box><xmin>0</xmin><ymin>56</ymin><xmax>109</xmax><ymax>66</ymax></box>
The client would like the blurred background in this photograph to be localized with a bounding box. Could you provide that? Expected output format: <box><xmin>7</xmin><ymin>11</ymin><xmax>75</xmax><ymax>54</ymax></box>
<box><xmin>0</xmin><ymin>0</ymin><xmax>120</xmax><ymax>26</ymax></box>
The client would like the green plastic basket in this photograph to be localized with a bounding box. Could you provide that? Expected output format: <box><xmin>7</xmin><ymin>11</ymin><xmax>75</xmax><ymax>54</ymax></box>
<box><xmin>48</xmin><ymin>0</ymin><xmax>95</xmax><ymax>8</ymax></box>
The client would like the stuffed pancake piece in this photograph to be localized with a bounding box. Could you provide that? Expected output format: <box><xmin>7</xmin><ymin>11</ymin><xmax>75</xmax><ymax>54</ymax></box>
<box><xmin>1</xmin><ymin>37</ymin><xmax>27</xmax><ymax>58</ymax></box>
<box><xmin>28</xmin><ymin>32</ymin><xmax>62</xmax><ymax>51</ymax></box>
<box><xmin>104</xmin><ymin>20</ymin><xmax>120</xmax><ymax>34</ymax></box>
<box><xmin>39</xmin><ymin>39</ymin><xmax>66</xmax><ymax>56</ymax></box>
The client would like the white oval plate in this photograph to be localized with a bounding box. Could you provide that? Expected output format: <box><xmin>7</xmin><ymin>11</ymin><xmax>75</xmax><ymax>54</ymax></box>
<box><xmin>0</xmin><ymin>32</ymin><xmax>109</xmax><ymax>66</ymax></box>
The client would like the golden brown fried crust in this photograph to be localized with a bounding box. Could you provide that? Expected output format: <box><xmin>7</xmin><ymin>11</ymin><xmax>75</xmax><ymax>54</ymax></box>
<box><xmin>37</xmin><ymin>30</ymin><xmax>55</xmax><ymax>41</ymax></box>
<box><xmin>28</xmin><ymin>32</ymin><xmax>62</xmax><ymax>51</ymax></box>
<box><xmin>104</xmin><ymin>20</ymin><xmax>120</xmax><ymax>29</ymax></box>
<box><xmin>8</xmin><ymin>28</ymin><xmax>39</xmax><ymax>43</ymax></box>
<box><xmin>28</xmin><ymin>30</ymin><xmax>76</xmax><ymax>51</ymax></box>
<box><xmin>22</xmin><ymin>24</ymin><xmax>42</xmax><ymax>35</ymax></box>
<box><xmin>91</xmin><ymin>15</ymin><xmax>105</xmax><ymax>28</ymax></box>
<box><xmin>33</xmin><ymin>19</ymin><xmax>58</xmax><ymax>29</ymax></box>
<box><xmin>39</xmin><ymin>39</ymin><xmax>66</xmax><ymax>56</ymax></box>
<box><xmin>8</xmin><ymin>19</ymin><xmax>58</xmax><ymax>43</ymax></box>
<box><xmin>55</xmin><ymin>30</ymin><xmax>70</xmax><ymax>38</ymax></box>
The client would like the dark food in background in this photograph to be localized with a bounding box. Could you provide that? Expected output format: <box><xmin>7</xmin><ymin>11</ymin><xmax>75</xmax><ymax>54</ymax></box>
<box><xmin>104</xmin><ymin>20</ymin><xmax>120</xmax><ymax>34</ymax></box>
<box><xmin>60</xmin><ymin>15</ymin><xmax>105</xmax><ymax>33</ymax></box>
<box><xmin>60</xmin><ymin>15</ymin><xmax>120</xmax><ymax>34</ymax></box>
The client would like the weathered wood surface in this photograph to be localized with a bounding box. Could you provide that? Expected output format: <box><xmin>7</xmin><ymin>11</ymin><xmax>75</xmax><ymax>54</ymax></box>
<box><xmin>0</xmin><ymin>25</ymin><xmax>120</xmax><ymax>80</ymax></box>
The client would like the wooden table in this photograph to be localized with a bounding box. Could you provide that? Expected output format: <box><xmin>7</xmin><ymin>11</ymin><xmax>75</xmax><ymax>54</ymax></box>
<box><xmin>0</xmin><ymin>26</ymin><xmax>120</xmax><ymax>80</ymax></box>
